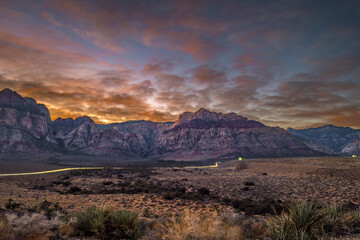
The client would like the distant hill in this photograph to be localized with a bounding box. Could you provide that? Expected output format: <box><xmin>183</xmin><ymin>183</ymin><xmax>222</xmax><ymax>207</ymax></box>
<box><xmin>288</xmin><ymin>125</ymin><xmax>360</xmax><ymax>155</ymax></box>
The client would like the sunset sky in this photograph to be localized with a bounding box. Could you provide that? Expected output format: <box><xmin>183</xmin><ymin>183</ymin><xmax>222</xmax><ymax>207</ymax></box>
<box><xmin>0</xmin><ymin>0</ymin><xmax>359</xmax><ymax>129</ymax></box>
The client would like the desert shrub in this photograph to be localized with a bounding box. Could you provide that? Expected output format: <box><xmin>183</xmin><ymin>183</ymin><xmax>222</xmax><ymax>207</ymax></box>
<box><xmin>244</xmin><ymin>181</ymin><xmax>255</xmax><ymax>186</ymax></box>
<box><xmin>234</xmin><ymin>161</ymin><xmax>248</xmax><ymax>171</ymax></box>
<box><xmin>154</xmin><ymin>210</ymin><xmax>244</xmax><ymax>240</ymax></box>
<box><xmin>241</xmin><ymin>187</ymin><xmax>250</xmax><ymax>191</ymax></box>
<box><xmin>67</xmin><ymin>186</ymin><xmax>82</xmax><ymax>194</ymax></box>
<box><xmin>343</xmin><ymin>209</ymin><xmax>360</xmax><ymax>233</ymax></box>
<box><xmin>198</xmin><ymin>187</ymin><xmax>210</xmax><ymax>196</ymax></box>
<box><xmin>163</xmin><ymin>192</ymin><xmax>176</xmax><ymax>200</ymax></box>
<box><xmin>108</xmin><ymin>210</ymin><xmax>146</xmax><ymax>240</ymax></box>
<box><xmin>39</xmin><ymin>200</ymin><xmax>62</xmax><ymax>218</ymax></box>
<box><xmin>266</xmin><ymin>202</ymin><xmax>325</xmax><ymax>239</ymax></box>
<box><xmin>221</xmin><ymin>212</ymin><xmax>267</xmax><ymax>239</ymax></box>
<box><xmin>287</xmin><ymin>202</ymin><xmax>324</xmax><ymax>232</ymax></box>
<box><xmin>232</xmin><ymin>198</ymin><xmax>284</xmax><ymax>215</ymax></box>
<box><xmin>5</xmin><ymin>198</ymin><xmax>21</xmax><ymax>210</ymax></box>
<box><xmin>0</xmin><ymin>212</ymin><xmax>61</xmax><ymax>240</ymax></box>
<box><xmin>102</xmin><ymin>181</ymin><xmax>113</xmax><ymax>185</ymax></box>
<box><xmin>72</xmin><ymin>206</ymin><xmax>145</xmax><ymax>240</ymax></box>
<box><xmin>320</xmin><ymin>205</ymin><xmax>344</xmax><ymax>234</ymax></box>
<box><xmin>72</xmin><ymin>206</ymin><xmax>110</xmax><ymax>237</ymax></box>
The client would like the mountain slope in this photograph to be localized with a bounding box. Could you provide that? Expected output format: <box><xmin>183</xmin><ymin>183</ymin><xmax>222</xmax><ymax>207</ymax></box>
<box><xmin>288</xmin><ymin>125</ymin><xmax>360</xmax><ymax>155</ymax></box>
<box><xmin>155</xmin><ymin>109</ymin><xmax>320</xmax><ymax>159</ymax></box>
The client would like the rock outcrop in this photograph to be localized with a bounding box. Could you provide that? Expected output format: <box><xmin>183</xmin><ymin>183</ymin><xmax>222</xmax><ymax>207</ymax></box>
<box><xmin>0</xmin><ymin>89</ymin><xmax>53</xmax><ymax>153</ymax></box>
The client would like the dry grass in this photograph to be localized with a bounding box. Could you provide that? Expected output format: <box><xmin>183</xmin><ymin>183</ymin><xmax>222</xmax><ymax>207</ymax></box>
<box><xmin>0</xmin><ymin>212</ymin><xmax>61</xmax><ymax>240</ymax></box>
<box><xmin>234</xmin><ymin>161</ymin><xmax>248</xmax><ymax>171</ymax></box>
<box><xmin>154</xmin><ymin>210</ymin><xmax>244</xmax><ymax>240</ymax></box>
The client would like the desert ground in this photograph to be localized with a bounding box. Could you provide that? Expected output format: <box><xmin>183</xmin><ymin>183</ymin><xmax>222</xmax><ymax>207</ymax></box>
<box><xmin>1</xmin><ymin>156</ymin><xmax>360</xmax><ymax>239</ymax></box>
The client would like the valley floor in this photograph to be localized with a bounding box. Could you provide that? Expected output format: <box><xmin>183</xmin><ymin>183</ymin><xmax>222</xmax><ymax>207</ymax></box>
<box><xmin>0</xmin><ymin>156</ymin><xmax>360</xmax><ymax>239</ymax></box>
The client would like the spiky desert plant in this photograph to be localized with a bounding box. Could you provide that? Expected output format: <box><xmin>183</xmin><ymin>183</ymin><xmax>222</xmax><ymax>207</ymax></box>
<box><xmin>267</xmin><ymin>202</ymin><xmax>326</xmax><ymax>240</ymax></box>
<box><xmin>343</xmin><ymin>209</ymin><xmax>360</xmax><ymax>233</ymax></box>
<box><xmin>109</xmin><ymin>210</ymin><xmax>145</xmax><ymax>240</ymax></box>
<box><xmin>72</xmin><ymin>205</ymin><xmax>111</xmax><ymax>237</ymax></box>
<box><xmin>287</xmin><ymin>202</ymin><xmax>324</xmax><ymax>232</ymax></box>
<box><xmin>267</xmin><ymin>213</ymin><xmax>294</xmax><ymax>240</ymax></box>
<box><xmin>320</xmin><ymin>204</ymin><xmax>344</xmax><ymax>234</ymax></box>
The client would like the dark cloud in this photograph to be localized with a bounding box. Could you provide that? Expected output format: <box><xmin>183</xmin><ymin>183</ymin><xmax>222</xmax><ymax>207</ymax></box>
<box><xmin>190</xmin><ymin>65</ymin><xmax>227</xmax><ymax>87</ymax></box>
<box><xmin>0</xmin><ymin>0</ymin><xmax>359</xmax><ymax>128</ymax></box>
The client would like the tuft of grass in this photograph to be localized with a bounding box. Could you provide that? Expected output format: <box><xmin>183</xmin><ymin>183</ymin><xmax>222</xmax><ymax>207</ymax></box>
<box><xmin>154</xmin><ymin>210</ymin><xmax>244</xmax><ymax>240</ymax></box>
<box><xmin>0</xmin><ymin>212</ymin><xmax>61</xmax><ymax>240</ymax></box>
<box><xmin>0</xmin><ymin>215</ymin><xmax>9</xmax><ymax>238</ymax></box>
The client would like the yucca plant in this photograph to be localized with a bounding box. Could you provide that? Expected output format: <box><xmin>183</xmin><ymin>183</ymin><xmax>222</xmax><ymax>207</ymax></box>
<box><xmin>287</xmin><ymin>202</ymin><xmax>325</xmax><ymax>233</ymax></box>
<box><xmin>320</xmin><ymin>205</ymin><xmax>343</xmax><ymax>234</ymax></box>
<box><xmin>267</xmin><ymin>202</ymin><xmax>325</xmax><ymax>240</ymax></box>
<box><xmin>109</xmin><ymin>210</ymin><xmax>145</xmax><ymax>240</ymax></box>
<box><xmin>343</xmin><ymin>209</ymin><xmax>360</xmax><ymax>233</ymax></box>
<box><xmin>267</xmin><ymin>213</ymin><xmax>294</xmax><ymax>240</ymax></box>
<box><xmin>72</xmin><ymin>206</ymin><xmax>111</xmax><ymax>237</ymax></box>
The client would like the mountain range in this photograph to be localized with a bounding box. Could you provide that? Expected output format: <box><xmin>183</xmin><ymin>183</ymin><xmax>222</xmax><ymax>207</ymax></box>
<box><xmin>0</xmin><ymin>88</ymin><xmax>359</xmax><ymax>160</ymax></box>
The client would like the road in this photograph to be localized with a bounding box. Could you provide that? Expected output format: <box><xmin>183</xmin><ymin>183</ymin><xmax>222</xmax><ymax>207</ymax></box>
<box><xmin>0</xmin><ymin>162</ymin><xmax>221</xmax><ymax>177</ymax></box>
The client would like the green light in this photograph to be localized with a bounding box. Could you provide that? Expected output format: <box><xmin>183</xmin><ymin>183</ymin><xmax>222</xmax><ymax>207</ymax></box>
<box><xmin>238</xmin><ymin>157</ymin><xmax>242</xmax><ymax>161</ymax></box>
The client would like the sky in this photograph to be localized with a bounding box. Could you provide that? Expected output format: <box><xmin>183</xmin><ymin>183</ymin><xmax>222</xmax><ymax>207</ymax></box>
<box><xmin>0</xmin><ymin>0</ymin><xmax>359</xmax><ymax>129</ymax></box>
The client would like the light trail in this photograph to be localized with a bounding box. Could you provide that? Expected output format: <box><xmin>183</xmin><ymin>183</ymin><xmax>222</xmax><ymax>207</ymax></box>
<box><xmin>0</xmin><ymin>162</ymin><xmax>221</xmax><ymax>177</ymax></box>
<box><xmin>0</xmin><ymin>167</ymin><xmax>123</xmax><ymax>177</ymax></box>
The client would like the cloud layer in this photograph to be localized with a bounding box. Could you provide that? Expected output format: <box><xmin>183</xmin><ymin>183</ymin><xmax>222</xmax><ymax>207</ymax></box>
<box><xmin>0</xmin><ymin>0</ymin><xmax>359</xmax><ymax>128</ymax></box>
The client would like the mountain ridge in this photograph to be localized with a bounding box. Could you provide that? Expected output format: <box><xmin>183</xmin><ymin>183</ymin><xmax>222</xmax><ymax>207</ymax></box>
<box><xmin>1</xmin><ymin>88</ymin><xmax>358</xmax><ymax>158</ymax></box>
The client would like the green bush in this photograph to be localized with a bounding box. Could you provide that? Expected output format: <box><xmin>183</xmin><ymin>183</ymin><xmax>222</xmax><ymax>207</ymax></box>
<box><xmin>287</xmin><ymin>202</ymin><xmax>324</xmax><ymax>232</ymax></box>
<box><xmin>5</xmin><ymin>198</ymin><xmax>21</xmax><ymax>210</ymax></box>
<box><xmin>320</xmin><ymin>205</ymin><xmax>343</xmax><ymax>234</ymax></box>
<box><xmin>73</xmin><ymin>206</ymin><xmax>110</xmax><ymax>237</ymax></box>
<box><xmin>72</xmin><ymin>206</ymin><xmax>145</xmax><ymax>240</ymax></box>
<box><xmin>67</xmin><ymin>186</ymin><xmax>82</xmax><ymax>194</ymax></box>
<box><xmin>109</xmin><ymin>210</ymin><xmax>145</xmax><ymax>240</ymax></box>
<box><xmin>267</xmin><ymin>202</ymin><xmax>325</xmax><ymax>239</ymax></box>
<box><xmin>344</xmin><ymin>209</ymin><xmax>360</xmax><ymax>233</ymax></box>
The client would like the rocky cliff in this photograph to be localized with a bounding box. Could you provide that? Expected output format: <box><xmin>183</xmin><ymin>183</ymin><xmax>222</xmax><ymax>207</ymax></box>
<box><xmin>0</xmin><ymin>89</ymin><xmax>53</xmax><ymax>153</ymax></box>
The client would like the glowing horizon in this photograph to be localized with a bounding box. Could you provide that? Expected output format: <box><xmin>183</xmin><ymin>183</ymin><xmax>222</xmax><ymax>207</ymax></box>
<box><xmin>0</xmin><ymin>1</ymin><xmax>359</xmax><ymax>129</ymax></box>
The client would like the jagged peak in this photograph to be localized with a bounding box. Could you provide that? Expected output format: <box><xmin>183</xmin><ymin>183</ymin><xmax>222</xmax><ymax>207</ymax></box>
<box><xmin>172</xmin><ymin>108</ymin><xmax>264</xmax><ymax>130</ymax></box>
<box><xmin>0</xmin><ymin>88</ymin><xmax>23</xmax><ymax>99</ymax></box>
<box><xmin>1</xmin><ymin>88</ymin><xmax>15</xmax><ymax>93</ymax></box>
<box><xmin>195</xmin><ymin>108</ymin><xmax>211</xmax><ymax>114</ymax></box>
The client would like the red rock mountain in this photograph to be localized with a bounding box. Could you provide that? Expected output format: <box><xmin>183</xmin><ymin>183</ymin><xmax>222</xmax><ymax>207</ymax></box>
<box><xmin>0</xmin><ymin>88</ymin><xmax>326</xmax><ymax>159</ymax></box>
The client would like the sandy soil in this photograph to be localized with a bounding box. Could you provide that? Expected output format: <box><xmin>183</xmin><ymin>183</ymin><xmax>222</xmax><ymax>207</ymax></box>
<box><xmin>0</xmin><ymin>156</ymin><xmax>360</xmax><ymax>239</ymax></box>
